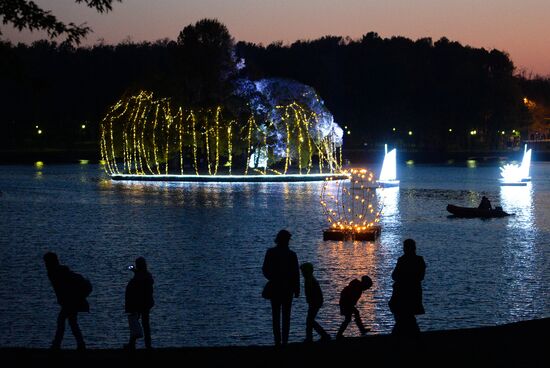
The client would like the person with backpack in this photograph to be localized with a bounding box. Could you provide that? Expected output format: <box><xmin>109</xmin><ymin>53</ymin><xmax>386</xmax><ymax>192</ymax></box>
<box><xmin>336</xmin><ymin>275</ymin><xmax>373</xmax><ymax>339</ymax></box>
<box><xmin>43</xmin><ymin>252</ymin><xmax>92</xmax><ymax>350</ymax></box>
<box><xmin>124</xmin><ymin>257</ymin><xmax>154</xmax><ymax>350</ymax></box>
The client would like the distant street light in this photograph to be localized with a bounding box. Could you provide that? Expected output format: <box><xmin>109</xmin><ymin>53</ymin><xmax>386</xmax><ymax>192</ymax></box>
<box><xmin>448</xmin><ymin>128</ymin><xmax>453</xmax><ymax>132</ymax></box>
<box><xmin>408</xmin><ymin>131</ymin><xmax>413</xmax><ymax>136</ymax></box>
<box><xmin>37</xmin><ymin>129</ymin><xmax>43</xmax><ymax>135</ymax></box>
<box><xmin>81</xmin><ymin>124</ymin><xmax>86</xmax><ymax>129</ymax></box>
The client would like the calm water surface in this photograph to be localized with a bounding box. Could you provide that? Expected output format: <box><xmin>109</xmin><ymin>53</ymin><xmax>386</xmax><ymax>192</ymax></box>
<box><xmin>0</xmin><ymin>162</ymin><xmax>548</xmax><ymax>348</ymax></box>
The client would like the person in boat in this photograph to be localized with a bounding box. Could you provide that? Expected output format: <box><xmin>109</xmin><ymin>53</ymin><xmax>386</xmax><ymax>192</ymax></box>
<box><xmin>478</xmin><ymin>196</ymin><xmax>492</xmax><ymax>210</ymax></box>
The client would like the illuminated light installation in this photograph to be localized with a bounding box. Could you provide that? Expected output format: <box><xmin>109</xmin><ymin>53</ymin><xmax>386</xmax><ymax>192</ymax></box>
<box><xmin>520</xmin><ymin>144</ymin><xmax>532</xmax><ymax>182</ymax></box>
<box><xmin>499</xmin><ymin>144</ymin><xmax>532</xmax><ymax>186</ymax></box>
<box><xmin>321</xmin><ymin>168</ymin><xmax>381</xmax><ymax>241</ymax></box>
<box><xmin>100</xmin><ymin>91</ymin><xmax>345</xmax><ymax>182</ymax></box>
<box><xmin>377</xmin><ymin>144</ymin><xmax>399</xmax><ymax>187</ymax></box>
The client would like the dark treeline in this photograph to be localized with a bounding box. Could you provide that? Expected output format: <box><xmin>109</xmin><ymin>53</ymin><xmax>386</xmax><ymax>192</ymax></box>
<box><xmin>1</xmin><ymin>19</ymin><xmax>549</xmax><ymax>153</ymax></box>
<box><xmin>237</xmin><ymin>34</ymin><xmax>548</xmax><ymax>150</ymax></box>
<box><xmin>0</xmin><ymin>19</ymin><xmax>239</xmax><ymax>152</ymax></box>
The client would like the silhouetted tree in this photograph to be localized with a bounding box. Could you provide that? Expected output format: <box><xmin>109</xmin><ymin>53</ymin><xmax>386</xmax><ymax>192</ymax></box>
<box><xmin>175</xmin><ymin>18</ymin><xmax>237</xmax><ymax>106</ymax></box>
<box><xmin>0</xmin><ymin>0</ymin><xmax>121</xmax><ymax>44</ymax></box>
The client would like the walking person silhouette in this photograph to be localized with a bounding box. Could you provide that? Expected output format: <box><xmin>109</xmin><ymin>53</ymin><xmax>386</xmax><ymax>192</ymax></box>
<box><xmin>300</xmin><ymin>262</ymin><xmax>331</xmax><ymax>343</ymax></box>
<box><xmin>262</xmin><ymin>230</ymin><xmax>300</xmax><ymax>346</ymax></box>
<box><xmin>125</xmin><ymin>257</ymin><xmax>154</xmax><ymax>350</ymax></box>
<box><xmin>389</xmin><ymin>239</ymin><xmax>426</xmax><ymax>336</ymax></box>
<box><xmin>43</xmin><ymin>252</ymin><xmax>92</xmax><ymax>350</ymax></box>
<box><xmin>336</xmin><ymin>275</ymin><xmax>372</xmax><ymax>339</ymax></box>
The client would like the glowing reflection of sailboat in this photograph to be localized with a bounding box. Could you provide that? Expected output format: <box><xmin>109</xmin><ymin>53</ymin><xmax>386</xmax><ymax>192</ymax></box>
<box><xmin>500</xmin><ymin>183</ymin><xmax>533</xmax><ymax>230</ymax></box>
<box><xmin>499</xmin><ymin>144</ymin><xmax>531</xmax><ymax>186</ymax></box>
<box><xmin>376</xmin><ymin>186</ymin><xmax>399</xmax><ymax>224</ymax></box>
<box><xmin>377</xmin><ymin>144</ymin><xmax>399</xmax><ymax>187</ymax></box>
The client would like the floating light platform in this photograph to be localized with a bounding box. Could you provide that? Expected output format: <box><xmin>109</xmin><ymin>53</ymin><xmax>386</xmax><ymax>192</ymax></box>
<box><xmin>323</xmin><ymin>226</ymin><xmax>381</xmax><ymax>241</ymax></box>
<box><xmin>377</xmin><ymin>180</ymin><xmax>400</xmax><ymax>188</ymax></box>
<box><xmin>110</xmin><ymin>173</ymin><xmax>350</xmax><ymax>183</ymax></box>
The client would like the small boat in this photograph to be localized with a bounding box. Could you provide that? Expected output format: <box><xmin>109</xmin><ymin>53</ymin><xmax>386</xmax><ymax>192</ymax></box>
<box><xmin>377</xmin><ymin>144</ymin><xmax>399</xmax><ymax>187</ymax></box>
<box><xmin>446</xmin><ymin>204</ymin><xmax>512</xmax><ymax>218</ymax></box>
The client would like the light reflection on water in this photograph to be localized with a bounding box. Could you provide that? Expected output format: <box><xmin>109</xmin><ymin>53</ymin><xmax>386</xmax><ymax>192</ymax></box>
<box><xmin>499</xmin><ymin>184</ymin><xmax>539</xmax><ymax>320</ymax></box>
<box><xmin>0</xmin><ymin>163</ymin><xmax>548</xmax><ymax>348</ymax></box>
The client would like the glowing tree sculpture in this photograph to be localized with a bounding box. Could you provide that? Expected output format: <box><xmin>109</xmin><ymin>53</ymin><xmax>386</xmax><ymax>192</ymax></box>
<box><xmin>320</xmin><ymin>168</ymin><xmax>381</xmax><ymax>239</ymax></box>
<box><xmin>100</xmin><ymin>91</ymin><xmax>343</xmax><ymax>176</ymax></box>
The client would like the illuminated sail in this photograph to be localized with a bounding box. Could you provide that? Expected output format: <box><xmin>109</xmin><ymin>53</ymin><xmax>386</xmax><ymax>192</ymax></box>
<box><xmin>520</xmin><ymin>144</ymin><xmax>532</xmax><ymax>181</ymax></box>
<box><xmin>378</xmin><ymin>144</ymin><xmax>399</xmax><ymax>187</ymax></box>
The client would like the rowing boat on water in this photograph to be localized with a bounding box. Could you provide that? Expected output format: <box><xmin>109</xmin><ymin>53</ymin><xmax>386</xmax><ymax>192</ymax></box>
<box><xmin>446</xmin><ymin>204</ymin><xmax>512</xmax><ymax>218</ymax></box>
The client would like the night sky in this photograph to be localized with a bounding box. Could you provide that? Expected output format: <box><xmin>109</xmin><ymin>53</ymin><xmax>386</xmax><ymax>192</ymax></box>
<box><xmin>3</xmin><ymin>0</ymin><xmax>550</xmax><ymax>76</ymax></box>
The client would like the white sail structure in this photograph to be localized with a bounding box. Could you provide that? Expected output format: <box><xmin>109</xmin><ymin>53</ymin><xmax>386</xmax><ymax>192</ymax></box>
<box><xmin>499</xmin><ymin>144</ymin><xmax>531</xmax><ymax>186</ymax></box>
<box><xmin>519</xmin><ymin>144</ymin><xmax>532</xmax><ymax>182</ymax></box>
<box><xmin>378</xmin><ymin>144</ymin><xmax>400</xmax><ymax>187</ymax></box>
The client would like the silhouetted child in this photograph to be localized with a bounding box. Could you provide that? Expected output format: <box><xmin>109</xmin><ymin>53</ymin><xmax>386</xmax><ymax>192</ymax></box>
<box><xmin>336</xmin><ymin>275</ymin><xmax>372</xmax><ymax>339</ymax></box>
<box><xmin>300</xmin><ymin>263</ymin><xmax>331</xmax><ymax>343</ymax></box>
<box><xmin>43</xmin><ymin>252</ymin><xmax>92</xmax><ymax>350</ymax></box>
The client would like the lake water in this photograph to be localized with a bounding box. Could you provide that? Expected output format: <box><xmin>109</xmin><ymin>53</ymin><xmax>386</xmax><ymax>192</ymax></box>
<box><xmin>0</xmin><ymin>162</ymin><xmax>548</xmax><ymax>348</ymax></box>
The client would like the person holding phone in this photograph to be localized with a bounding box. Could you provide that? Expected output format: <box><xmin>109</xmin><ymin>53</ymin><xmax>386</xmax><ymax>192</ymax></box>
<box><xmin>124</xmin><ymin>257</ymin><xmax>154</xmax><ymax>349</ymax></box>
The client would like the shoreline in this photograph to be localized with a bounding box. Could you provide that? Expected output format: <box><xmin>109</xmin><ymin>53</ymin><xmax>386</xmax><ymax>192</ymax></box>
<box><xmin>1</xmin><ymin>318</ymin><xmax>547</xmax><ymax>367</ymax></box>
<box><xmin>1</xmin><ymin>149</ymin><xmax>550</xmax><ymax>165</ymax></box>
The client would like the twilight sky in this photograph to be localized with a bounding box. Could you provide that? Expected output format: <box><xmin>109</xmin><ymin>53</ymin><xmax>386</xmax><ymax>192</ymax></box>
<box><xmin>3</xmin><ymin>0</ymin><xmax>550</xmax><ymax>76</ymax></box>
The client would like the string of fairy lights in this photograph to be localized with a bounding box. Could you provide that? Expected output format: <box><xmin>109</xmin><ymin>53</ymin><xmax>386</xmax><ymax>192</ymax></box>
<box><xmin>320</xmin><ymin>168</ymin><xmax>382</xmax><ymax>233</ymax></box>
<box><xmin>100</xmin><ymin>91</ymin><xmax>343</xmax><ymax>176</ymax></box>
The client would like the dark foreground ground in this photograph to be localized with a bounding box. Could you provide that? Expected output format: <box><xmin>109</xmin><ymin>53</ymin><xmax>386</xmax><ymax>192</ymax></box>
<box><xmin>1</xmin><ymin>318</ymin><xmax>548</xmax><ymax>367</ymax></box>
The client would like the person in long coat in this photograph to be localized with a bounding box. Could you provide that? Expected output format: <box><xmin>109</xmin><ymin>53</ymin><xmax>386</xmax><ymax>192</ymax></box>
<box><xmin>262</xmin><ymin>230</ymin><xmax>300</xmax><ymax>346</ymax></box>
<box><xmin>125</xmin><ymin>257</ymin><xmax>154</xmax><ymax>349</ymax></box>
<box><xmin>389</xmin><ymin>239</ymin><xmax>426</xmax><ymax>336</ymax></box>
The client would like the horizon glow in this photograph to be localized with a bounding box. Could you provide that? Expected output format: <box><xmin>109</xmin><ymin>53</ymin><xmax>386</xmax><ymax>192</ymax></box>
<box><xmin>1</xmin><ymin>0</ymin><xmax>549</xmax><ymax>76</ymax></box>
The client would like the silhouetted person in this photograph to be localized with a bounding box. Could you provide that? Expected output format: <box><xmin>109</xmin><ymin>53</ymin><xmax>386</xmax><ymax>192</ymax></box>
<box><xmin>389</xmin><ymin>239</ymin><xmax>426</xmax><ymax>336</ymax></box>
<box><xmin>262</xmin><ymin>230</ymin><xmax>300</xmax><ymax>346</ymax></box>
<box><xmin>336</xmin><ymin>275</ymin><xmax>372</xmax><ymax>339</ymax></box>
<box><xmin>478</xmin><ymin>196</ymin><xmax>492</xmax><ymax>210</ymax></box>
<box><xmin>43</xmin><ymin>252</ymin><xmax>91</xmax><ymax>350</ymax></box>
<box><xmin>125</xmin><ymin>257</ymin><xmax>154</xmax><ymax>350</ymax></box>
<box><xmin>300</xmin><ymin>262</ymin><xmax>331</xmax><ymax>343</ymax></box>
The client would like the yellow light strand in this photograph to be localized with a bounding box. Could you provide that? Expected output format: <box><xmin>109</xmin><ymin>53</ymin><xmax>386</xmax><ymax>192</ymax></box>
<box><xmin>152</xmin><ymin>104</ymin><xmax>161</xmax><ymax>175</ymax></box>
<box><xmin>178</xmin><ymin>108</ymin><xmax>184</xmax><ymax>175</ymax></box>
<box><xmin>227</xmin><ymin>121</ymin><xmax>233</xmax><ymax>175</ymax></box>
<box><xmin>244</xmin><ymin>115</ymin><xmax>254</xmax><ymax>175</ymax></box>
<box><xmin>204</xmin><ymin>112</ymin><xmax>211</xmax><ymax>175</ymax></box>
<box><xmin>190</xmin><ymin>111</ymin><xmax>198</xmax><ymax>175</ymax></box>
